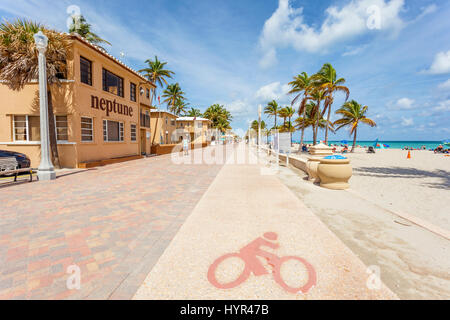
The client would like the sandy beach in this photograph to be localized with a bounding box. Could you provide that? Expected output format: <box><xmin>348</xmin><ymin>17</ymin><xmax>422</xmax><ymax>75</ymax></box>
<box><xmin>274</xmin><ymin>146</ymin><xmax>450</xmax><ymax>299</ymax></box>
<box><xmin>341</xmin><ymin>148</ymin><xmax>449</xmax><ymax>230</ymax></box>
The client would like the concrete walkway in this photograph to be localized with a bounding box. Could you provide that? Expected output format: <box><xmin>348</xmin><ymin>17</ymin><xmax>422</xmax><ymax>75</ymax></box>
<box><xmin>134</xmin><ymin>146</ymin><xmax>397</xmax><ymax>299</ymax></box>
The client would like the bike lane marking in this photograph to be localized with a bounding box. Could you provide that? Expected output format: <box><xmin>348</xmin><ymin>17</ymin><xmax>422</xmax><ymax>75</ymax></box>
<box><xmin>134</xmin><ymin>147</ymin><xmax>398</xmax><ymax>300</ymax></box>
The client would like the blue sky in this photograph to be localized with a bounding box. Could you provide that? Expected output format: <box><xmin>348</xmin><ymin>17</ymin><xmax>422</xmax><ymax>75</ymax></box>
<box><xmin>1</xmin><ymin>0</ymin><xmax>449</xmax><ymax>141</ymax></box>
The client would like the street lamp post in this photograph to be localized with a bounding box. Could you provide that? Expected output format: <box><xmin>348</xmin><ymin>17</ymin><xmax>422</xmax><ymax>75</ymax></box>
<box><xmin>34</xmin><ymin>31</ymin><xmax>56</xmax><ymax>181</ymax></box>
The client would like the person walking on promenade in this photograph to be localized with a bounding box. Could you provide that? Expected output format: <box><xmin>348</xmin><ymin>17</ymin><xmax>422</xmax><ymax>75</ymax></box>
<box><xmin>183</xmin><ymin>136</ymin><xmax>189</xmax><ymax>156</ymax></box>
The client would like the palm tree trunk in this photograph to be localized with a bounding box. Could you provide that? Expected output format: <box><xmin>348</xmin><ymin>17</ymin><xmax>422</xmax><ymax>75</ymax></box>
<box><xmin>47</xmin><ymin>90</ymin><xmax>60</xmax><ymax>169</ymax></box>
<box><xmin>274</xmin><ymin>114</ymin><xmax>277</xmax><ymax>130</ymax></box>
<box><xmin>351</xmin><ymin>127</ymin><xmax>357</xmax><ymax>153</ymax></box>
<box><xmin>289</xmin><ymin>116</ymin><xmax>292</xmax><ymax>146</ymax></box>
<box><xmin>312</xmin><ymin>125</ymin><xmax>317</xmax><ymax>145</ymax></box>
<box><xmin>300</xmin><ymin>107</ymin><xmax>306</xmax><ymax>147</ymax></box>
<box><xmin>315</xmin><ymin>99</ymin><xmax>321</xmax><ymax>145</ymax></box>
<box><xmin>325</xmin><ymin>104</ymin><xmax>331</xmax><ymax>145</ymax></box>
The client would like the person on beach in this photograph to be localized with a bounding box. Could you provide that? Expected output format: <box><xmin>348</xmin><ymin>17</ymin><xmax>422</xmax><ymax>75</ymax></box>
<box><xmin>434</xmin><ymin>145</ymin><xmax>444</xmax><ymax>153</ymax></box>
<box><xmin>183</xmin><ymin>137</ymin><xmax>189</xmax><ymax>155</ymax></box>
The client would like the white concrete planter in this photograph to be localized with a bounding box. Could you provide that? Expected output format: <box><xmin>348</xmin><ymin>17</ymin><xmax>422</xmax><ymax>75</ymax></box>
<box><xmin>306</xmin><ymin>157</ymin><xmax>322</xmax><ymax>183</ymax></box>
<box><xmin>317</xmin><ymin>157</ymin><xmax>352</xmax><ymax>190</ymax></box>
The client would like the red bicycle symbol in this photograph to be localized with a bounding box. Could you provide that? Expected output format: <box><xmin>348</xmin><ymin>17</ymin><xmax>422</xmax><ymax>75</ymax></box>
<box><xmin>207</xmin><ymin>232</ymin><xmax>316</xmax><ymax>294</ymax></box>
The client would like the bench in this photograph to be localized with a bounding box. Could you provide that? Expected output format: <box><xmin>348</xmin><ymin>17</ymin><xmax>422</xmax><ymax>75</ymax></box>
<box><xmin>0</xmin><ymin>157</ymin><xmax>34</xmax><ymax>182</ymax></box>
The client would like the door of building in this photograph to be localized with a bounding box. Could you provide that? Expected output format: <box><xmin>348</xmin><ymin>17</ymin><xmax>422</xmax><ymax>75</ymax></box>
<box><xmin>140</xmin><ymin>129</ymin><xmax>146</xmax><ymax>155</ymax></box>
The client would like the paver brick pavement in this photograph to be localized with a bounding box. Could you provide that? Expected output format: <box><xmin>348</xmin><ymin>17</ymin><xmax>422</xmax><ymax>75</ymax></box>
<box><xmin>0</xmin><ymin>149</ymin><xmax>223</xmax><ymax>299</ymax></box>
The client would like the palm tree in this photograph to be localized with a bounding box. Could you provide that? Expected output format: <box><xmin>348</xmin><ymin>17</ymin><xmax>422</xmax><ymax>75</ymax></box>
<box><xmin>215</xmin><ymin>117</ymin><xmax>232</xmax><ymax>133</ymax></box>
<box><xmin>68</xmin><ymin>15</ymin><xmax>110</xmax><ymax>49</ymax></box>
<box><xmin>203</xmin><ymin>104</ymin><xmax>232</xmax><ymax>132</ymax></box>
<box><xmin>334</xmin><ymin>100</ymin><xmax>376</xmax><ymax>152</ymax></box>
<box><xmin>0</xmin><ymin>19</ymin><xmax>70</xmax><ymax>168</ymax></box>
<box><xmin>251</xmin><ymin>120</ymin><xmax>267</xmax><ymax>144</ymax></box>
<box><xmin>314</xmin><ymin>63</ymin><xmax>349</xmax><ymax>145</ymax></box>
<box><xmin>139</xmin><ymin>56</ymin><xmax>174</xmax><ymax>106</ymax></box>
<box><xmin>288</xmin><ymin>72</ymin><xmax>314</xmax><ymax>147</ymax></box>
<box><xmin>140</xmin><ymin>56</ymin><xmax>174</xmax><ymax>145</ymax></box>
<box><xmin>278</xmin><ymin>107</ymin><xmax>288</xmax><ymax>126</ymax></box>
<box><xmin>295</xmin><ymin>101</ymin><xmax>334</xmax><ymax>145</ymax></box>
<box><xmin>279</xmin><ymin>106</ymin><xmax>295</xmax><ymax>145</ymax></box>
<box><xmin>171</xmin><ymin>99</ymin><xmax>188</xmax><ymax>116</ymax></box>
<box><xmin>251</xmin><ymin>120</ymin><xmax>267</xmax><ymax>131</ymax></box>
<box><xmin>309</xmin><ymin>88</ymin><xmax>329</xmax><ymax>145</ymax></box>
<box><xmin>185</xmin><ymin>107</ymin><xmax>202</xmax><ymax>117</ymax></box>
<box><xmin>162</xmin><ymin>83</ymin><xmax>185</xmax><ymax>111</ymax></box>
<box><xmin>264</xmin><ymin>100</ymin><xmax>279</xmax><ymax>130</ymax></box>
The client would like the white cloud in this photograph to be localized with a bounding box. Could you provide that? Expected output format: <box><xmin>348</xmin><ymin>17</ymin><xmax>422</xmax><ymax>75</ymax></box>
<box><xmin>401</xmin><ymin>117</ymin><xmax>414</xmax><ymax>126</ymax></box>
<box><xmin>432</xmin><ymin>99</ymin><xmax>450</xmax><ymax>112</ymax></box>
<box><xmin>412</xmin><ymin>4</ymin><xmax>437</xmax><ymax>22</ymax></box>
<box><xmin>254</xmin><ymin>82</ymin><xmax>290</xmax><ymax>103</ymax></box>
<box><xmin>437</xmin><ymin>79</ymin><xmax>450</xmax><ymax>90</ymax></box>
<box><xmin>424</xmin><ymin>51</ymin><xmax>450</xmax><ymax>74</ymax></box>
<box><xmin>227</xmin><ymin>100</ymin><xmax>252</xmax><ymax>115</ymax></box>
<box><xmin>342</xmin><ymin>45</ymin><xmax>367</xmax><ymax>57</ymax></box>
<box><xmin>394</xmin><ymin>97</ymin><xmax>415</xmax><ymax>109</ymax></box>
<box><xmin>259</xmin><ymin>0</ymin><xmax>406</xmax><ymax>67</ymax></box>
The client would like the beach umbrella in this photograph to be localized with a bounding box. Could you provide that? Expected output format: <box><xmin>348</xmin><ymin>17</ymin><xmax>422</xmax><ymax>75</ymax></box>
<box><xmin>340</xmin><ymin>140</ymin><xmax>348</xmax><ymax>144</ymax></box>
<box><xmin>373</xmin><ymin>138</ymin><xmax>379</xmax><ymax>147</ymax></box>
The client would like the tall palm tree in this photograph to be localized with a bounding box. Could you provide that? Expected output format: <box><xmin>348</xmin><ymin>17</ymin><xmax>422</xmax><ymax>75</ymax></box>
<box><xmin>309</xmin><ymin>88</ymin><xmax>329</xmax><ymax>145</ymax></box>
<box><xmin>0</xmin><ymin>19</ymin><xmax>70</xmax><ymax>168</ymax></box>
<box><xmin>295</xmin><ymin>102</ymin><xmax>334</xmax><ymax>145</ymax></box>
<box><xmin>162</xmin><ymin>83</ymin><xmax>185</xmax><ymax>111</ymax></box>
<box><xmin>185</xmin><ymin>107</ymin><xmax>202</xmax><ymax>117</ymax></box>
<box><xmin>334</xmin><ymin>100</ymin><xmax>376</xmax><ymax>152</ymax></box>
<box><xmin>314</xmin><ymin>63</ymin><xmax>349</xmax><ymax>145</ymax></box>
<box><xmin>69</xmin><ymin>15</ymin><xmax>110</xmax><ymax>49</ymax></box>
<box><xmin>139</xmin><ymin>56</ymin><xmax>174</xmax><ymax>106</ymax></box>
<box><xmin>288</xmin><ymin>72</ymin><xmax>314</xmax><ymax>147</ymax></box>
<box><xmin>264</xmin><ymin>100</ymin><xmax>279</xmax><ymax>130</ymax></box>
<box><xmin>140</xmin><ymin>56</ymin><xmax>174</xmax><ymax>145</ymax></box>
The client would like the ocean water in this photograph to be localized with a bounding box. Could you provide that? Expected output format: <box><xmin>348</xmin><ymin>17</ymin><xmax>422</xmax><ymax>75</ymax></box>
<box><xmin>295</xmin><ymin>141</ymin><xmax>444</xmax><ymax>150</ymax></box>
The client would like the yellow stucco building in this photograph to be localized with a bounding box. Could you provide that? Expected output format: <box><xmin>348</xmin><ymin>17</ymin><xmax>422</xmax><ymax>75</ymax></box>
<box><xmin>150</xmin><ymin>110</ymin><xmax>178</xmax><ymax>145</ymax></box>
<box><xmin>0</xmin><ymin>33</ymin><xmax>156</xmax><ymax>168</ymax></box>
<box><xmin>175</xmin><ymin>117</ymin><xmax>213</xmax><ymax>144</ymax></box>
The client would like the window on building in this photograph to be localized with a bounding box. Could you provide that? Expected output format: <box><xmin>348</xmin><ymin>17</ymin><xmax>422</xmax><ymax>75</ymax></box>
<box><xmin>140</xmin><ymin>110</ymin><xmax>150</xmax><ymax>128</ymax></box>
<box><xmin>146</xmin><ymin>88</ymin><xmax>150</xmax><ymax>99</ymax></box>
<box><xmin>171</xmin><ymin>119</ymin><xmax>175</xmax><ymax>126</ymax></box>
<box><xmin>197</xmin><ymin>122</ymin><xmax>202</xmax><ymax>129</ymax></box>
<box><xmin>81</xmin><ymin>117</ymin><xmax>93</xmax><ymax>142</ymax></box>
<box><xmin>55</xmin><ymin>116</ymin><xmax>68</xmax><ymax>141</ymax></box>
<box><xmin>165</xmin><ymin>117</ymin><xmax>168</xmax><ymax>125</ymax></box>
<box><xmin>13</xmin><ymin>115</ymin><xmax>40</xmax><ymax>141</ymax></box>
<box><xmin>103</xmin><ymin>120</ymin><xmax>124</xmax><ymax>142</ymax></box>
<box><xmin>131</xmin><ymin>124</ymin><xmax>137</xmax><ymax>141</ymax></box>
<box><xmin>102</xmin><ymin>69</ymin><xmax>124</xmax><ymax>97</ymax></box>
<box><xmin>55</xmin><ymin>60</ymin><xmax>67</xmax><ymax>80</ymax></box>
<box><xmin>80</xmin><ymin>56</ymin><xmax>92</xmax><ymax>85</ymax></box>
<box><xmin>130</xmin><ymin>82</ymin><xmax>137</xmax><ymax>102</ymax></box>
